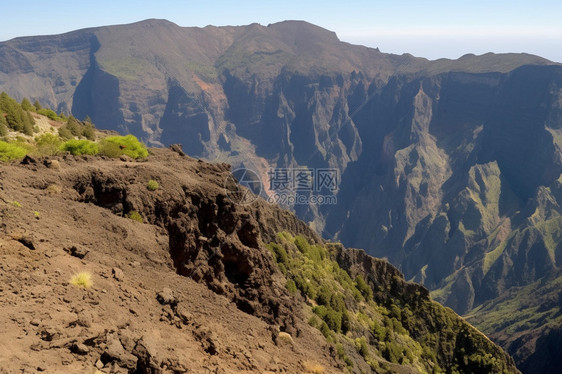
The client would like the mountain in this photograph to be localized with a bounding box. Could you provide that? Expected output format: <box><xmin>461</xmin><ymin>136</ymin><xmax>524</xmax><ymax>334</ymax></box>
<box><xmin>465</xmin><ymin>270</ymin><xmax>562</xmax><ymax>374</ymax></box>
<box><xmin>1</xmin><ymin>19</ymin><xmax>562</xmax><ymax>371</ymax></box>
<box><xmin>0</xmin><ymin>135</ymin><xmax>519</xmax><ymax>373</ymax></box>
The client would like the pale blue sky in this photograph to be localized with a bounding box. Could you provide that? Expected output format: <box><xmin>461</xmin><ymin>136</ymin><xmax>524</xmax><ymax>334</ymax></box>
<box><xmin>1</xmin><ymin>0</ymin><xmax>561</xmax><ymax>62</ymax></box>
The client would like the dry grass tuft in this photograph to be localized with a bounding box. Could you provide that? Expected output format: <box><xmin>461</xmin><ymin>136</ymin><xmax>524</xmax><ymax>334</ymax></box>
<box><xmin>70</xmin><ymin>272</ymin><xmax>93</xmax><ymax>288</ymax></box>
<box><xmin>303</xmin><ymin>362</ymin><xmax>325</xmax><ymax>373</ymax></box>
<box><xmin>278</xmin><ymin>331</ymin><xmax>294</xmax><ymax>345</ymax></box>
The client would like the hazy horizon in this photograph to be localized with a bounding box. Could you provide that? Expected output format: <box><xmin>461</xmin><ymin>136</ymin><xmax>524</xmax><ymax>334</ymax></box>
<box><xmin>1</xmin><ymin>0</ymin><xmax>560</xmax><ymax>63</ymax></box>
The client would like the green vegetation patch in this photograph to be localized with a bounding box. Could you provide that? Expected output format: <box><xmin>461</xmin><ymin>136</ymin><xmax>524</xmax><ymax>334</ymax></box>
<box><xmin>0</xmin><ymin>141</ymin><xmax>28</xmax><ymax>161</ymax></box>
<box><xmin>60</xmin><ymin>139</ymin><xmax>99</xmax><ymax>155</ymax></box>
<box><xmin>267</xmin><ymin>233</ymin><xmax>516</xmax><ymax>373</ymax></box>
<box><xmin>147</xmin><ymin>179</ymin><xmax>159</xmax><ymax>191</ymax></box>
<box><xmin>0</xmin><ymin>92</ymin><xmax>35</xmax><ymax>135</ymax></box>
<box><xmin>126</xmin><ymin>211</ymin><xmax>143</xmax><ymax>223</ymax></box>
<box><xmin>100</xmin><ymin>135</ymin><xmax>148</xmax><ymax>159</ymax></box>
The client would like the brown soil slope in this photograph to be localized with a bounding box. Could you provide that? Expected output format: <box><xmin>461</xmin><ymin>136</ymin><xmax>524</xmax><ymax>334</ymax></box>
<box><xmin>0</xmin><ymin>147</ymin><xmax>519</xmax><ymax>373</ymax></box>
<box><xmin>0</xmin><ymin>148</ymin><xmax>333</xmax><ymax>373</ymax></box>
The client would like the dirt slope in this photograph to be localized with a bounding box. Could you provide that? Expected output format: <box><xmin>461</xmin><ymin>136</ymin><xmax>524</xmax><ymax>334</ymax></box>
<box><xmin>0</xmin><ymin>148</ymin><xmax>335</xmax><ymax>373</ymax></box>
<box><xmin>0</xmin><ymin>147</ymin><xmax>519</xmax><ymax>373</ymax></box>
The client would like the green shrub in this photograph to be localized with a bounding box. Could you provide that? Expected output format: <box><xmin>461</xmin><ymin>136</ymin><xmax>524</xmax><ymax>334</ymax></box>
<box><xmin>308</xmin><ymin>315</ymin><xmax>320</xmax><ymax>328</ymax></box>
<box><xmin>35</xmin><ymin>133</ymin><xmax>62</xmax><ymax>156</ymax></box>
<box><xmin>330</xmin><ymin>293</ymin><xmax>346</xmax><ymax>312</ymax></box>
<box><xmin>0</xmin><ymin>121</ymin><xmax>7</xmax><ymax>137</ymax></box>
<box><xmin>60</xmin><ymin>139</ymin><xmax>99</xmax><ymax>155</ymax></box>
<box><xmin>383</xmin><ymin>341</ymin><xmax>404</xmax><ymax>363</ymax></box>
<box><xmin>21</xmin><ymin>98</ymin><xmax>33</xmax><ymax>111</ymax></box>
<box><xmin>372</xmin><ymin>321</ymin><xmax>387</xmax><ymax>341</ymax></box>
<box><xmin>314</xmin><ymin>305</ymin><xmax>342</xmax><ymax>333</ymax></box>
<box><xmin>37</xmin><ymin>108</ymin><xmax>60</xmax><ymax>121</ymax></box>
<box><xmin>23</xmin><ymin>112</ymin><xmax>34</xmax><ymax>135</ymax></box>
<box><xmin>286</xmin><ymin>279</ymin><xmax>297</xmax><ymax>294</ymax></box>
<box><xmin>313</xmin><ymin>305</ymin><xmax>328</xmax><ymax>319</ymax></box>
<box><xmin>324</xmin><ymin>309</ymin><xmax>342</xmax><ymax>333</ymax></box>
<box><xmin>147</xmin><ymin>179</ymin><xmax>159</xmax><ymax>191</ymax></box>
<box><xmin>65</xmin><ymin>116</ymin><xmax>82</xmax><ymax>136</ymax></box>
<box><xmin>100</xmin><ymin>135</ymin><xmax>148</xmax><ymax>159</ymax></box>
<box><xmin>0</xmin><ymin>92</ymin><xmax>34</xmax><ymax>134</ymax></box>
<box><xmin>82</xmin><ymin>123</ymin><xmax>96</xmax><ymax>140</ymax></box>
<box><xmin>0</xmin><ymin>141</ymin><xmax>28</xmax><ymax>161</ymax></box>
<box><xmin>294</xmin><ymin>235</ymin><xmax>311</xmax><ymax>254</ymax></box>
<box><xmin>316</xmin><ymin>285</ymin><xmax>332</xmax><ymax>306</ymax></box>
<box><xmin>355</xmin><ymin>275</ymin><xmax>373</xmax><ymax>300</ymax></box>
<box><xmin>336</xmin><ymin>343</ymin><xmax>346</xmax><ymax>360</ymax></box>
<box><xmin>355</xmin><ymin>337</ymin><xmax>369</xmax><ymax>358</ymax></box>
<box><xmin>58</xmin><ymin>126</ymin><xmax>73</xmax><ymax>140</ymax></box>
<box><xmin>341</xmin><ymin>310</ymin><xmax>351</xmax><ymax>333</ymax></box>
<box><xmin>126</xmin><ymin>211</ymin><xmax>143</xmax><ymax>223</ymax></box>
<box><xmin>319</xmin><ymin>322</ymin><xmax>331</xmax><ymax>338</ymax></box>
<box><xmin>268</xmin><ymin>242</ymin><xmax>288</xmax><ymax>267</ymax></box>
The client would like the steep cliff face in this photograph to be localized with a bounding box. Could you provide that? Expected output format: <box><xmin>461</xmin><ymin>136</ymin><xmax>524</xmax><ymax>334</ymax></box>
<box><xmin>324</xmin><ymin>66</ymin><xmax>562</xmax><ymax>314</ymax></box>
<box><xmin>1</xmin><ymin>19</ymin><xmax>562</xmax><ymax>371</ymax></box>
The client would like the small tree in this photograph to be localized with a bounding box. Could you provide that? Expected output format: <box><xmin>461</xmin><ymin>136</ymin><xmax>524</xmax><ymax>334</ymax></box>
<box><xmin>22</xmin><ymin>111</ymin><xmax>34</xmax><ymax>135</ymax></box>
<box><xmin>0</xmin><ymin>121</ymin><xmax>7</xmax><ymax>137</ymax></box>
<box><xmin>21</xmin><ymin>98</ymin><xmax>33</xmax><ymax>111</ymax></box>
<box><xmin>82</xmin><ymin>123</ymin><xmax>95</xmax><ymax>140</ymax></box>
<box><xmin>65</xmin><ymin>116</ymin><xmax>82</xmax><ymax>136</ymax></box>
<box><xmin>58</xmin><ymin>126</ymin><xmax>73</xmax><ymax>140</ymax></box>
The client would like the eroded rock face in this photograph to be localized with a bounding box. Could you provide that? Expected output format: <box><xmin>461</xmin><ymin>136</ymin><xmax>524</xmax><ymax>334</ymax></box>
<box><xmin>70</xmin><ymin>148</ymin><xmax>318</xmax><ymax>334</ymax></box>
<box><xmin>1</xmin><ymin>20</ymin><xmax>560</xmax><ymax>318</ymax></box>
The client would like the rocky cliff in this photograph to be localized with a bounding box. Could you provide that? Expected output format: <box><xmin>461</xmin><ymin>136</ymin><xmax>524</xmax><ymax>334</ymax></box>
<box><xmin>0</xmin><ymin>146</ymin><xmax>519</xmax><ymax>373</ymax></box>
<box><xmin>1</xmin><ymin>19</ymin><xmax>561</xmax><ymax>371</ymax></box>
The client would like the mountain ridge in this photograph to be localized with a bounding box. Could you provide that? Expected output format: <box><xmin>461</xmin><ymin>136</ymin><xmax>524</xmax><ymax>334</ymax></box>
<box><xmin>1</xmin><ymin>19</ymin><xmax>561</xmax><ymax>372</ymax></box>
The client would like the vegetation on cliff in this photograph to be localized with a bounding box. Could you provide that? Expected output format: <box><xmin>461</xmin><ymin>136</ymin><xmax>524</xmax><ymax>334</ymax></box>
<box><xmin>267</xmin><ymin>233</ymin><xmax>518</xmax><ymax>373</ymax></box>
<box><xmin>0</xmin><ymin>92</ymin><xmax>147</xmax><ymax>160</ymax></box>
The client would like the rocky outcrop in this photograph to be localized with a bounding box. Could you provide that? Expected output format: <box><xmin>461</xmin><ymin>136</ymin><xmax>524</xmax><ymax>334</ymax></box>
<box><xmin>69</xmin><ymin>148</ymin><xmax>319</xmax><ymax>335</ymax></box>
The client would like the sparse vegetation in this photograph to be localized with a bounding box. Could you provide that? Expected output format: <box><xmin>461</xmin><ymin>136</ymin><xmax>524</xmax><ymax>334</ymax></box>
<box><xmin>70</xmin><ymin>272</ymin><xmax>93</xmax><ymax>288</ymax></box>
<box><xmin>12</xmin><ymin>200</ymin><xmax>22</xmax><ymax>208</ymax></box>
<box><xmin>278</xmin><ymin>331</ymin><xmax>294</xmax><ymax>345</ymax></box>
<box><xmin>126</xmin><ymin>211</ymin><xmax>143</xmax><ymax>223</ymax></box>
<box><xmin>147</xmin><ymin>179</ymin><xmax>159</xmax><ymax>191</ymax></box>
<box><xmin>46</xmin><ymin>184</ymin><xmax>62</xmax><ymax>194</ymax></box>
<box><xmin>303</xmin><ymin>362</ymin><xmax>325</xmax><ymax>374</ymax></box>
<box><xmin>37</xmin><ymin>108</ymin><xmax>64</xmax><ymax>122</ymax></box>
<box><xmin>34</xmin><ymin>133</ymin><xmax>63</xmax><ymax>156</ymax></box>
<box><xmin>267</xmin><ymin>233</ymin><xmax>513</xmax><ymax>373</ymax></box>
<box><xmin>60</xmin><ymin>139</ymin><xmax>99</xmax><ymax>155</ymax></box>
<box><xmin>0</xmin><ymin>92</ymin><xmax>34</xmax><ymax>135</ymax></box>
<box><xmin>0</xmin><ymin>92</ymin><xmax>148</xmax><ymax>163</ymax></box>
<box><xmin>0</xmin><ymin>141</ymin><xmax>28</xmax><ymax>161</ymax></box>
<box><xmin>100</xmin><ymin>135</ymin><xmax>148</xmax><ymax>159</ymax></box>
<box><xmin>58</xmin><ymin>116</ymin><xmax>96</xmax><ymax>140</ymax></box>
